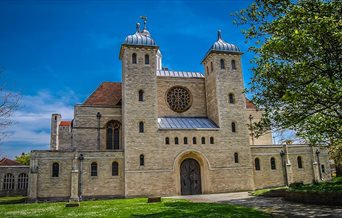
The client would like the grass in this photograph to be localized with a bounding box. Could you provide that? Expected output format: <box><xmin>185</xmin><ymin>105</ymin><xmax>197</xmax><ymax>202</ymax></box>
<box><xmin>0</xmin><ymin>196</ymin><xmax>27</xmax><ymax>204</ymax></box>
<box><xmin>251</xmin><ymin>187</ymin><xmax>286</xmax><ymax>196</ymax></box>
<box><xmin>0</xmin><ymin>197</ymin><xmax>269</xmax><ymax>218</ymax></box>
<box><xmin>289</xmin><ymin>176</ymin><xmax>342</xmax><ymax>193</ymax></box>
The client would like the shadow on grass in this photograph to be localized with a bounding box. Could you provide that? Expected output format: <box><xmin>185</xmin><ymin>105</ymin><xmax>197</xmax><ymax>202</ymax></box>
<box><xmin>0</xmin><ymin>196</ymin><xmax>27</xmax><ymax>205</ymax></box>
<box><xmin>132</xmin><ymin>201</ymin><xmax>269</xmax><ymax>218</ymax></box>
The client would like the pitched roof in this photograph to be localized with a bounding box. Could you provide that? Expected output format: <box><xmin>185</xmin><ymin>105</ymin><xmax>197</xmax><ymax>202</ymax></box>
<box><xmin>83</xmin><ymin>82</ymin><xmax>257</xmax><ymax>109</ymax></box>
<box><xmin>83</xmin><ymin>82</ymin><xmax>122</xmax><ymax>106</ymax></box>
<box><xmin>0</xmin><ymin>158</ymin><xmax>22</xmax><ymax>166</ymax></box>
<box><xmin>60</xmin><ymin>121</ymin><xmax>71</xmax><ymax>127</ymax></box>
<box><xmin>158</xmin><ymin>117</ymin><xmax>218</xmax><ymax>130</ymax></box>
<box><xmin>246</xmin><ymin>98</ymin><xmax>257</xmax><ymax>109</ymax></box>
<box><xmin>157</xmin><ymin>70</ymin><xmax>204</xmax><ymax>78</ymax></box>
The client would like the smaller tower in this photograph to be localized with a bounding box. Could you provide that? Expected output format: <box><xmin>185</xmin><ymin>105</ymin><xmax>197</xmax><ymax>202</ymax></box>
<box><xmin>50</xmin><ymin>114</ymin><xmax>61</xmax><ymax>150</ymax></box>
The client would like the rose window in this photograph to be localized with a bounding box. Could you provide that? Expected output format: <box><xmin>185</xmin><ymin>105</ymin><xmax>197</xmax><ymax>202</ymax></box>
<box><xmin>166</xmin><ymin>86</ymin><xmax>192</xmax><ymax>112</ymax></box>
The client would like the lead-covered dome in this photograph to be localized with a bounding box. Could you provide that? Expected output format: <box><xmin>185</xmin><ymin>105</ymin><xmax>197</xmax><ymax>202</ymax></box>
<box><xmin>202</xmin><ymin>30</ymin><xmax>242</xmax><ymax>63</ymax></box>
<box><xmin>122</xmin><ymin>23</ymin><xmax>157</xmax><ymax>46</ymax></box>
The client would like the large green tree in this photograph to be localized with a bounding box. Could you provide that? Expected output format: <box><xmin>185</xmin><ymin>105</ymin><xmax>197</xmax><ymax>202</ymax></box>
<box><xmin>234</xmin><ymin>0</ymin><xmax>341</xmax><ymax>147</ymax></box>
<box><xmin>15</xmin><ymin>152</ymin><xmax>30</xmax><ymax>165</ymax></box>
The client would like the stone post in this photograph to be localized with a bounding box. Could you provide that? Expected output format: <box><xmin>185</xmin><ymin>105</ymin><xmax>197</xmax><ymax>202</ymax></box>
<box><xmin>70</xmin><ymin>154</ymin><xmax>79</xmax><ymax>201</ymax></box>
<box><xmin>28</xmin><ymin>156</ymin><xmax>38</xmax><ymax>200</ymax></box>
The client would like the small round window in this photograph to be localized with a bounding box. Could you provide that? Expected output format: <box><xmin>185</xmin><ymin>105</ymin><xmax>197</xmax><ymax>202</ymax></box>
<box><xmin>166</xmin><ymin>86</ymin><xmax>192</xmax><ymax>113</ymax></box>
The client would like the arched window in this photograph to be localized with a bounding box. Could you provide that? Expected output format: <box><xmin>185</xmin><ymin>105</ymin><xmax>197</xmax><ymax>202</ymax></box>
<box><xmin>270</xmin><ymin>157</ymin><xmax>276</xmax><ymax>170</ymax></box>
<box><xmin>255</xmin><ymin>158</ymin><xmax>260</xmax><ymax>171</ymax></box>
<box><xmin>112</xmin><ymin>162</ymin><xmax>118</xmax><ymax>176</ymax></box>
<box><xmin>165</xmin><ymin>137</ymin><xmax>170</xmax><ymax>145</ymax></box>
<box><xmin>201</xmin><ymin>137</ymin><xmax>206</xmax><ymax>144</ymax></box>
<box><xmin>132</xmin><ymin>53</ymin><xmax>137</xmax><ymax>64</ymax></box>
<box><xmin>106</xmin><ymin>121</ymin><xmax>121</xmax><ymax>150</ymax></box>
<box><xmin>210</xmin><ymin>137</ymin><xmax>214</xmax><ymax>144</ymax></box>
<box><xmin>139</xmin><ymin>90</ymin><xmax>144</xmax><ymax>101</ymax></box>
<box><xmin>231</xmin><ymin>60</ymin><xmax>236</xmax><ymax>70</ymax></box>
<box><xmin>139</xmin><ymin>122</ymin><xmax>144</xmax><ymax>133</ymax></box>
<box><xmin>3</xmin><ymin>173</ymin><xmax>14</xmax><ymax>190</ymax></box>
<box><xmin>184</xmin><ymin>137</ymin><xmax>188</xmax><ymax>144</ymax></box>
<box><xmin>297</xmin><ymin>156</ymin><xmax>303</xmax><ymax>168</ymax></box>
<box><xmin>220</xmin><ymin>59</ymin><xmax>225</xmax><ymax>69</ymax></box>
<box><xmin>321</xmin><ymin>165</ymin><xmax>325</xmax><ymax>173</ymax></box>
<box><xmin>140</xmin><ymin>154</ymin><xmax>144</xmax><ymax>166</ymax></box>
<box><xmin>234</xmin><ymin>152</ymin><xmax>239</xmax><ymax>163</ymax></box>
<box><xmin>193</xmin><ymin>137</ymin><xmax>197</xmax><ymax>144</ymax></box>
<box><xmin>175</xmin><ymin>137</ymin><xmax>179</xmax><ymax>145</ymax></box>
<box><xmin>210</xmin><ymin>62</ymin><xmax>213</xmax><ymax>72</ymax></box>
<box><xmin>231</xmin><ymin>122</ymin><xmax>236</xmax><ymax>133</ymax></box>
<box><xmin>91</xmin><ymin>162</ymin><xmax>98</xmax><ymax>176</ymax></box>
<box><xmin>52</xmin><ymin>162</ymin><xmax>59</xmax><ymax>177</ymax></box>
<box><xmin>18</xmin><ymin>173</ymin><xmax>28</xmax><ymax>189</ymax></box>
<box><xmin>229</xmin><ymin>93</ymin><xmax>235</xmax><ymax>104</ymax></box>
<box><xmin>145</xmin><ymin>54</ymin><xmax>150</xmax><ymax>64</ymax></box>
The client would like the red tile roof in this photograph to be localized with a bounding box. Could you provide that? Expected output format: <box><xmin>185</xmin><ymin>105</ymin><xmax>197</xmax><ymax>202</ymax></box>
<box><xmin>246</xmin><ymin>98</ymin><xmax>257</xmax><ymax>109</ymax></box>
<box><xmin>0</xmin><ymin>158</ymin><xmax>22</xmax><ymax>166</ymax></box>
<box><xmin>82</xmin><ymin>82</ymin><xmax>257</xmax><ymax>109</ymax></box>
<box><xmin>60</xmin><ymin>121</ymin><xmax>72</xmax><ymax>127</ymax></box>
<box><xmin>83</xmin><ymin>82</ymin><xmax>122</xmax><ymax>106</ymax></box>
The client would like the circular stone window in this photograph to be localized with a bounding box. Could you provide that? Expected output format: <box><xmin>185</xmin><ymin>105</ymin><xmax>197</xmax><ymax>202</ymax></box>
<box><xmin>166</xmin><ymin>86</ymin><xmax>192</xmax><ymax>113</ymax></box>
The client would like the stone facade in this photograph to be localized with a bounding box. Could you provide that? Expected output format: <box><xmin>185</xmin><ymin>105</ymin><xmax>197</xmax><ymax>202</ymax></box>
<box><xmin>29</xmin><ymin>21</ymin><xmax>331</xmax><ymax>201</ymax></box>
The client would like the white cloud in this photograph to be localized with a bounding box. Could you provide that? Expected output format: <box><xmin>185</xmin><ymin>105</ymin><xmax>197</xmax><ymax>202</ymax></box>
<box><xmin>1</xmin><ymin>90</ymin><xmax>76</xmax><ymax>157</ymax></box>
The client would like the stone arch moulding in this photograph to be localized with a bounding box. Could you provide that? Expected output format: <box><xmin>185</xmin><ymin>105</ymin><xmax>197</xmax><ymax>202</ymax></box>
<box><xmin>173</xmin><ymin>149</ymin><xmax>211</xmax><ymax>195</ymax></box>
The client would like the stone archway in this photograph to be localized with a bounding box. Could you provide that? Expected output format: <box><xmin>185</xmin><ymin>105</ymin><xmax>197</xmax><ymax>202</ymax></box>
<box><xmin>180</xmin><ymin>158</ymin><xmax>202</xmax><ymax>195</ymax></box>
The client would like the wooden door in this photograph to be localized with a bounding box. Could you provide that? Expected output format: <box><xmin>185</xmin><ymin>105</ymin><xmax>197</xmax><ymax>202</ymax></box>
<box><xmin>180</xmin><ymin>158</ymin><xmax>201</xmax><ymax>195</ymax></box>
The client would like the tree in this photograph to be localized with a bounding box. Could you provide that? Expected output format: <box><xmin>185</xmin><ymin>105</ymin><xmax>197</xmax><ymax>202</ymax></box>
<box><xmin>15</xmin><ymin>152</ymin><xmax>31</xmax><ymax>165</ymax></box>
<box><xmin>0</xmin><ymin>72</ymin><xmax>20</xmax><ymax>143</ymax></box>
<box><xmin>233</xmin><ymin>0</ymin><xmax>341</xmax><ymax>145</ymax></box>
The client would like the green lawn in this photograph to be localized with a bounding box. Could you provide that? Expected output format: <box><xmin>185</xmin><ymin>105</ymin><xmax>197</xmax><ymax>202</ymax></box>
<box><xmin>0</xmin><ymin>197</ymin><xmax>269</xmax><ymax>218</ymax></box>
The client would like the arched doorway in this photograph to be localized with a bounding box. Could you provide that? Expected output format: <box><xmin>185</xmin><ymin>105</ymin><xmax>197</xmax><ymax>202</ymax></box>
<box><xmin>180</xmin><ymin>158</ymin><xmax>202</xmax><ymax>195</ymax></box>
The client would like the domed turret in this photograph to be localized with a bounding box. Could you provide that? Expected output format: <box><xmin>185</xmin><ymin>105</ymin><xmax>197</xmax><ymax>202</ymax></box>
<box><xmin>122</xmin><ymin>17</ymin><xmax>157</xmax><ymax>47</ymax></box>
<box><xmin>202</xmin><ymin>30</ymin><xmax>242</xmax><ymax>63</ymax></box>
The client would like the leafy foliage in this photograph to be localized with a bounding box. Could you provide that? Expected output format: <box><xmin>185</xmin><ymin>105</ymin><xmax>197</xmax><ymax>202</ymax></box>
<box><xmin>288</xmin><ymin>177</ymin><xmax>342</xmax><ymax>192</ymax></box>
<box><xmin>15</xmin><ymin>152</ymin><xmax>30</xmax><ymax>165</ymax></box>
<box><xmin>234</xmin><ymin>0</ymin><xmax>342</xmax><ymax>146</ymax></box>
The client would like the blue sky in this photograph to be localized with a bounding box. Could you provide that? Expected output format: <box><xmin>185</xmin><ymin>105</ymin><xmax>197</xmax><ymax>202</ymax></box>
<box><xmin>0</xmin><ymin>0</ymin><xmax>255</xmax><ymax>158</ymax></box>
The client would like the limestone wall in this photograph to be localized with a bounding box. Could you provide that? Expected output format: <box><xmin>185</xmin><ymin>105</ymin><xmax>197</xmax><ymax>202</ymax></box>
<box><xmin>246</xmin><ymin>109</ymin><xmax>273</xmax><ymax>145</ymax></box>
<box><xmin>0</xmin><ymin>166</ymin><xmax>29</xmax><ymax>196</ymax></box>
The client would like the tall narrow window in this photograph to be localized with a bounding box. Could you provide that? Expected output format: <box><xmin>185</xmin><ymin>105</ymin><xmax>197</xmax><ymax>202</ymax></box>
<box><xmin>297</xmin><ymin>156</ymin><xmax>303</xmax><ymax>169</ymax></box>
<box><xmin>201</xmin><ymin>137</ymin><xmax>206</xmax><ymax>144</ymax></box>
<box><xmin>52</xmin><ymin>162</ymin><xmax>59</xmax><ymax>177</ymax></box>
<box><xmin>255</xmin><ymin>158</ymin><xmax>260</xmax><ymax>171</ymax></box>
<box><xmin>184</xmin><ymin>137</ymin><xmax>188</xmax><ymax>144</ymax></box>
<box><xmin>231</xmin><ymin>122</ymin><xmax>236</xmax><ymax>133</ymax></box>
<box><xmin>229</xmin><ymin>93</ymin><xmax>235</xmax><ymax>104</ymax></box>
<box><xmin>165</xmin><ymin>137</ymin><xmax>170</xmax><ymax>145</ymax></box>
<box><xmin>145</xmin><ymin>54</ymin><xmax>150</xmax><ymax>64</ymax></box>
<box><xmin>18</xmin><ymin>173</ymin><xmax>28</xmax><ymax>189</ymax></box>
<box><xmin>112</xmin><ymin>162</ymin><xmax>118</xmax><ymax>176</ymax></box>
<box><xmin>270</xmin><ymin>157</ymin><xmax>276</xmax><ymax>170</ymax></box>
<box><xmin>231</xmin><ymin>60</ymin><xmax>236</xmax><ymax>70</ymax></box>
<box><xmin>210</xmin><ymin>62</ymin><xmax>213</xmax><ymax>72</ymax></box>
<box><xmin>220</xmin><ymin>59</ymin><xmax>225</xmax><ymax>69</ymax></box>
<box><xmin>139</xmin><ymin>90</ymin><xmax>144</xmax><ymax>101</ymax></box>
<box><xmin>206</xmin><ymin>66</ymin><xmax>209</xmax><ymax>75</ymax></box>
<box><xmin>91</xmin><ymin>162</ymin><xmax>98</xmax><ymax>176</ymax></box>
<box><xmin>234</xmin><ymin>152</ymin><xmax>239</xmax><ymax>163</ymax></box>
<box><xmin>140</xmin><ymin>154</ymin><xmax>144</xmax><ymax>166</ymax></box>
<box><xmin>139</xmin><ymin>122</ymin><xmax>144</xmax><ymax>133</ymax></box>
<box><xmin>132</xmin><ymin>53</ymin><xmax>137</xmax><ymax>64</ymax></box>
<box><xmin>106</xmin><ymin>121</ymin><xmax>121</xmax><ymax>150</ymax></box>
<box><xmin>192</xmin><ymin>137</ymin><xmax>197</xmax><ymax>144</ymax></box>
<box><xmin>321</xmin><ymin>165</ymin><xmax>325</xmax><ymax>173</ymax></box>
<box><xmin>210</xmin><ymin>137</ymin><xmax>214</xmax><ymax>144</ymax></box>
<box><xmin>3</xmin><ymin>173</ymin><xmax>14</xmax><ymax>190</ymax></box>
<box><xmin>175</xmin><ymin>137</ymin><xmax>179</xmax><ymax>145</ymax></box>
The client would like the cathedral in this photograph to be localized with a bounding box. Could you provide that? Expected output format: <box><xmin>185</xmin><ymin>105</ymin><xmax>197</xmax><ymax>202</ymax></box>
<box><xmin>27</xmin><ymin>19</ymin><xmax>331</xmax><ymax>201</ymax></box>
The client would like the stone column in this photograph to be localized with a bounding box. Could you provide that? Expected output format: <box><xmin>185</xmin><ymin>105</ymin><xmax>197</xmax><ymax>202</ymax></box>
<box><xmin>70</xmin><ymin>154</ymin><xmax>79</xmax><ymax>201</ymax></box>
<box><xmin>28</xmin><ymin>156</ymin><xmax>38</xmax><ymax>200</ymax></box>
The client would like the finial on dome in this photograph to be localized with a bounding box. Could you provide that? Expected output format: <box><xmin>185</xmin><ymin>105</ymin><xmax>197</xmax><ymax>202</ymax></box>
<box><xmin>136</xmin><ymin>23</ymin><xmax>141</xmax><ymax>33</ymax></box>
<box><xmin>217</xmin><ymin>30</ymin><xmax>222</xmax><ymax>40</ymax></box>
<box><xmin>140</xmin><ymin>16</ymin><xmax>148</xmax><ymax>30</ymax></box>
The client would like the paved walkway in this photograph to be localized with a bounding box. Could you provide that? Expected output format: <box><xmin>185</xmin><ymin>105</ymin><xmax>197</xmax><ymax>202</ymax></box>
<box><xmin>168</xmin><ymin>192</ymin><xmax>342</xmax><ymax>218</ymax></box>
